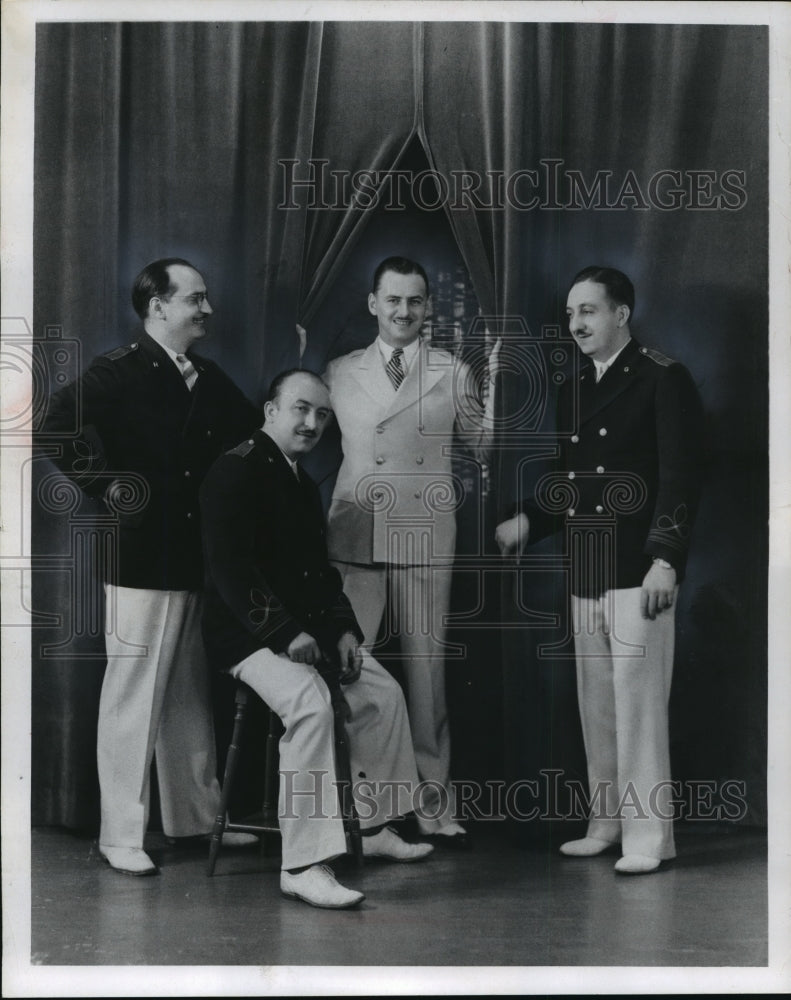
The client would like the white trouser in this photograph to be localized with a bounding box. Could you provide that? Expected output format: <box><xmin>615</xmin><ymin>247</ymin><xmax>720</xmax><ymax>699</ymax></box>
<box><xmin>571</xmin><ymin>587</ymin><xmax>678</xmax><ymax>860</ymax></box>
<box><xmin>229</xmin><ymin>646</ymin><xmax>422</xmax><ymax>870</ymax></box>
<box><xmin>334</xmin><ymin>561</ymin><xmax>455</xmax><ymax>830</ymax></box>
<box><xmin>98</xmin><ymin>585</ymin><xmax>221</xmax><ymax>848</ymax></box>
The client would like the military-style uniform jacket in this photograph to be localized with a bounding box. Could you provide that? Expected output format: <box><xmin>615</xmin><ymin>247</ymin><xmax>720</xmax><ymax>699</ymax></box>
<box><xmin>199</xmin><ymin>430</ymin><xmax>364</xmax><ymax>672</ymax></box>
<box><xmin>523</xmin><ymin>337</ymin><xmax>703</xmax><ymax>597</ymax></box>
<box><xmin>323</xmin><ymin>338</ymin><xmax>492</xmax><ymax>565</ymax></box>
<box><xmin>41</xmin><ymin>331</ymin><xmax>261</xmax><ymax>591</ymax></box>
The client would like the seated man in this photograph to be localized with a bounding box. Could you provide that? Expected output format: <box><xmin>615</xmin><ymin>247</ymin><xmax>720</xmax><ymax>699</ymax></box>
<box><xmin>200</xmin><ymin>369</ymin><xmax>433</xmax><ymax>909</ymax></box>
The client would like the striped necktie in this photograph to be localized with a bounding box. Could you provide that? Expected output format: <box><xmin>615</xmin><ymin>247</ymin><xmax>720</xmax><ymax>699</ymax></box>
<box><xmin>386</xmin><ymin>347</ymin><xmax>405</xmax><ymax>390</ymax></box>
<box><xmin>176</xmin><ymin>354</ymin><xmax>198</xmax><ymax>391</ymax></box>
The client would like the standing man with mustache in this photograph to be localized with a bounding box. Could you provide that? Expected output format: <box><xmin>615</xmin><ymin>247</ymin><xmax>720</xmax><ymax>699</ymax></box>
<box><xmin>42</xmin><ymin>258</ymin><xmax>261</xmax><ymax>875</ymax></box>
<box><xmin>496</xmin><ymin>265</ymin><xmax>703</xmax><ymax>874</ymax></box>
<box><xmin>323</xmin><ymin>256</ymin><xmax>499</xmax><ymax>847</ymax></box>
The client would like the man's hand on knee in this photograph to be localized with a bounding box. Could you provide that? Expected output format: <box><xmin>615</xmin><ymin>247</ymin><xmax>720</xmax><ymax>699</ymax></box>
<box><xmin>287</xmin><ymin>631</ymin><xmax>322</xmax><ymax>664</ymax></box>
<box><xmin>337</xmin><ymin>631</ymin><xmax>362</xmax><ymax>685</ymax></box>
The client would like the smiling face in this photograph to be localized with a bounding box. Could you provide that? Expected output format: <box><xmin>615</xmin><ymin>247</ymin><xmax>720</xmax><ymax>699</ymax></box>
<box><xmin>565</xmin><ymin>279</ymin><xmax>631</xmax><ymax>363</ymax></box>
<box><xmin>152</xmin><ymin>264</ymin><xmax>213</xmax><ymax>350</ymax></box>
<box><xmin>263</xmin><ymin>371</ymin><xmax>333</xmax><ymax>461</ymax></box>
<box><xmin>368</xmin><ymin>270</ymin><xmax>430</xmax><ymax>348</ymax></box>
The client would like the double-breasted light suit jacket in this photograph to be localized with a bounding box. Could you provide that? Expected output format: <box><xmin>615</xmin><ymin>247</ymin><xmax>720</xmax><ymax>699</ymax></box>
<box><xmin>323</xmin><ymin>338</ymin><xmax>492</xmax><ymax>566</ymax></box>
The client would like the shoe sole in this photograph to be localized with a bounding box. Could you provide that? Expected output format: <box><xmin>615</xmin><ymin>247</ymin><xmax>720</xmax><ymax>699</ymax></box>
<box><xmin>362</xmin><ymin>850</ymin><xmax>434</xmax><ymax>863</ymax></box>
<box><xmin>281</xmin><ymin>888</ymin><xmax>365</xmax><ymax>909</ymax></box>
<box><xmin>559</xmin><ymin>844</ymin><xmax>620</xmax><ymax>858</ymax></box>
<box><xmin>614</xmin><ymin>861</ymin><xmax>665</xmax><ymax>876</ymax></box>
<box><xmin>100</xmin><ymin>855</ymin><xmax>159</xmax><ymax>877</ymax></box>
<box><xmin>429</xmin><ymin>837</ymin><xmax>471</xmax><ymax>851</ymax></box>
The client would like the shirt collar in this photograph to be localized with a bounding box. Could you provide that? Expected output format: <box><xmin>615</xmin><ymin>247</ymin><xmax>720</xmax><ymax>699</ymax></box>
<box><xmin>593</xmin><ymin>338</ymin><xmax>631</xmax><ymax>379</ymax></box>
<box><xmin>145</xmin><ymin>332</ymin><xmax>190</xmax><ymax>370</ymax></box>
<box><xmin>377</xmin><ymin>336</ymin><xmax>421</xmax><ymax>371</ymax></box>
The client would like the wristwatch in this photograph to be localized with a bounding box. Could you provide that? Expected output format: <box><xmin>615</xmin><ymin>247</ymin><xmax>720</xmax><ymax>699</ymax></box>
<box><xmin>653</xmin><ymin>557</ymin><xmax>673</xmax><ymax>570</ymax></box>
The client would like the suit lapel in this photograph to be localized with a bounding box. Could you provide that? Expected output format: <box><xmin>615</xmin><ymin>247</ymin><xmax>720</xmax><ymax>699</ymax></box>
<box><xmin>383</xmin><ymin>339</ymin><xmax>445</xmax><ymax>420</ymax></box>
<box><xmin>347</xmin><ymin>341</ymin><xmax>395</xmax><ymax>406</ymax></box>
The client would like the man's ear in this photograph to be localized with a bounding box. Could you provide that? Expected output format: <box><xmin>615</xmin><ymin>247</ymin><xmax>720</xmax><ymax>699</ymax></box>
<box><xmin>617</xmin><ymin>303</ymin><xmax>630</xmax><ymax>326</ymax></box>
<box><xmin>367</xmin><ymin>292</ymin><xmax>378</xmax><ymax>316</ymax></box>
<box><xmin>263</xmin><ymin>399</ymin><xmax>276</xmax><ymax>422</ymax></box>
<box><xmin>149</xmin><ymin>296</ymin><xmax>166</xmax><ymax>319</ymax></box>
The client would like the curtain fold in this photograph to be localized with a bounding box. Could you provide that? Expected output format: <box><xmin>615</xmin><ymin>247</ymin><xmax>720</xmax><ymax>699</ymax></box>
<box><xmin>296</xmin><ymin>21</ymin><xmax>418</xmax><ymax>329</ymax></box>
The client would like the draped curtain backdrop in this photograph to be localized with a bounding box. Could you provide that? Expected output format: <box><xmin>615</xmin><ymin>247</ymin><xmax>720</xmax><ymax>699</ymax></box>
<box><xmin>33</xmin><ymin>21</ymin><xmax>767</xmax><ymax>830</ymax></box>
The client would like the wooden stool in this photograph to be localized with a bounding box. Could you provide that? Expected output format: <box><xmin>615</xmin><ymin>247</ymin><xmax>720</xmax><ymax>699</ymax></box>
<box><xmin>206</xmin><ymin>673</ymin><xmax>363</xmax><ymax>876</ymax></box>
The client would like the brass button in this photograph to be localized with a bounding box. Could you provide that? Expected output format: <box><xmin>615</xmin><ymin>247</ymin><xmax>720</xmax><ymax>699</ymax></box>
<box><xmin>568</xmin><ymin>471</ymin><xmax>576</xmax><ymax>480</ymax></box>
<box><xmin>599</xmin><ymin>427</ymin><xmax>607</xmax><ymax>437</ymax></box>
<box><xmin>416</xmin><ymin>456</ymin><xmax>424</xmax><ymax>465</ymax></box>
<box><xmin>570</xmin><ymin>435</ymin><xmax>579</xmax><ymax>444</ymax></box>
<box><xmin>596</xmin><ymin>505</ymin><xmax>604</xmax><ymax>514</ymax></box>
<box><xmin>568</xmin><ymin>508</ymin><xmax>576</xmax><ymax>517</ymax></box>
<box><xmin>376</xmin><ymin>457</ymin><xmax>384</xmax><ymax>465</ymax></box>
<box><xmin>596</xmin><ymin>466</ymin><xmax>604</xmax><ymax>474</ymax></box>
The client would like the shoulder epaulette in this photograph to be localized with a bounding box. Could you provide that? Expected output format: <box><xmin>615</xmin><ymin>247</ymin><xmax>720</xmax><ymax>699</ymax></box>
<box><xmin>227</xmin><ymin>437</ymin><xmax>256</xmax><ymax>458</ymax></box>
<box><xmin>639</xmin><ymin>345</ymin><xmax>676</xmax><ymax>367</ymax></box>
<box><xmin>104</xmin><ymin>342</ymin><xmax>140</xmax><ymax>361</ymax></box>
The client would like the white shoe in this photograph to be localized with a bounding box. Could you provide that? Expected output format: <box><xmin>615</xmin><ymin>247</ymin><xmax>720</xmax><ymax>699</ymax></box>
<box><xmin>614</xmin><ymin>854</ymin><xmax>662</xmax><ymax>875</ymax></box>
<box><xmin>280</xmin><ymin>864</ymin><xmax>364</xmax><ymax>909</ymax></box>
<box><xmin>363</xmin><ymin>826</ymin><xmax>434</xmax><ymax>862</ymax></box>
<box><xmin>559</xmin><ymin>837</ymin><xmax>618</xmax><ymax>857</ymax></box>
<box><xmin>221</xmin><ymin>832</ymin><xmax>259</xmax><ymax>848</ymax></box>
<box><xmin>167</xmin><ymin>831</ymin><xmax>259</xmax><ymax>848</ymax></box>
<box><xmin>99</xmin><ymin>845</ymin><xmax>158</xmax><ymax>876</ymax></box>
<box><xmin>416</xmin><ymin>818</ymin><xmax>466</xmax><ymax>837</ymax></box>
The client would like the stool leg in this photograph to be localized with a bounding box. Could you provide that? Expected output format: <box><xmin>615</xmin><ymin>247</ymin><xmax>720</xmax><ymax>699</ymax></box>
<box><xmin>261</xmin><ymin>709</ymin><xmax>279</xmax><ymax>857</ymax></box>
<box><xmin>206</xmin><ymin>688</ymin><xmax>248</xmax><ymax>876</ymax></box>
<box><xmin>332</xmin><ymin>695</ymin><xmax>363</xmax><ymax>866</ymax></box>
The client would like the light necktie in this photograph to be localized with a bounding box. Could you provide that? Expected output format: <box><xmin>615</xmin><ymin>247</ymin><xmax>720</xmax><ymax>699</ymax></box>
<box><xmin>176</xmin><ymin>354</ymin><xmax>198</xmax><ymax>391</ymax></box>
<box><xmin>386</xmin><ymin>347</ymin><xmax>405</xmax><ymax>390</ymax></box>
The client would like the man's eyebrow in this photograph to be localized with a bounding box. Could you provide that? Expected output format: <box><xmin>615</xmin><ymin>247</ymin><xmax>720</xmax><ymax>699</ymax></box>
<box><xmin>294</xmin><ymin>398</ymin><xmax>330</xmax><ymax>410</ymax></box>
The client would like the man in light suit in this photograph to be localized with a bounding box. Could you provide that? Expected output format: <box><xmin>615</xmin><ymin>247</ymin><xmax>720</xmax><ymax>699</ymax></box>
<box><xmin>323</xmin><ymin>257</ymin><xmax>498</xmax><ymax>846</ymax></box>
<box><xmin>200</xmin><ymin>370</ymin><xmax>433</xmax><ymax>909</ymax></box>
<box><xmin>41</xmin><ymin>258</ymin><xmax>262</xmax><ymax>875</ymax></box>
<box><xmin>496</xmin><ymin>265</ymin><xmax>703</xmax><ymax>874</ymax></box>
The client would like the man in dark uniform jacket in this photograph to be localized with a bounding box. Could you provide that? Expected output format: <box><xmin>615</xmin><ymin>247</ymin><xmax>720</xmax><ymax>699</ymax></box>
<box><xmin>42</xmin><ymin>258</ymin><xmax>261</xmax><ymax>875</ymax></box>
<box><xmin>200</xmin><ymin>369</ymin><xmax>433</xmax><ymax>910</ymax></box>
<box><xmin>496</xmin><ymin>265</ymin><xmax>703</xmax><ymax>875</ymax></box>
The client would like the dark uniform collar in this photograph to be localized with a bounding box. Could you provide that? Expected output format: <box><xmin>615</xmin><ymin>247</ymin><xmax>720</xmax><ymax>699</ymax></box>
<box><xmin>580</xmin><ymin>337</ymin><xmax>640</xmax><ymax>380</ymax></box>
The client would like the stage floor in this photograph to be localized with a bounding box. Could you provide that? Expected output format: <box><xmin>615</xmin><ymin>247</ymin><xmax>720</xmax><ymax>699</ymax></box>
<box><xmin>26</xmin><ymin>822</ymin><xmax>767</xmax><ymax>969</ymax></box>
